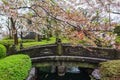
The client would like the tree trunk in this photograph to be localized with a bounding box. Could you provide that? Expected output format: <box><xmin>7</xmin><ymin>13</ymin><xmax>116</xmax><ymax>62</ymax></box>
<box><xmin>7</xmin><ymin>17</ymin><xmax>12</xmax><ymax>39</ymax></box>
<box><xmin>35</xmin><ymin>33</ymin><xmax>39</xmax><ymax>42</ymax></box>
<box><xmin>10</xmin><ymin>17</ymin><xmax>18</xmax><ymax>45</ymax></box>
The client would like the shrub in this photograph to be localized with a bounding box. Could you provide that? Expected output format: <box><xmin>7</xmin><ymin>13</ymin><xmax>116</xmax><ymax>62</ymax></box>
<box><xmin>0</xmin><ymin>39</ymin><xmax>36</xmax><ymax>50</ymax></box>
<box><xmin>0</xmin><ymin>44</ymin><xmax>6</xmax><ymax>58</ymax></box>
<box><xmin>0</xmin><ymin>39</ymin><xmax>14</xmax><ymax>46</ymax></box>
<box><xmin>0</xmin><ymin>39</ymin><xmax>35</xmax><ymax>46</ymax></box>
<box><xmin>100</xmin><ymin>60</ymin><xmax>120</xmax><ymax>80</ymax></box>
<box><xmin>114</xmin><ymin>26</ymin><xmax>120</xmax><ymax>36</ymax></box>
<box><xmin>115</xmin><ymin>36</ymin><xmax>120</xmax><ymax>44</ymax></box>
<box><xmin>0</xmin><ymin>54</ymin><xmax>32</xmax><ymax>80</ymax></box>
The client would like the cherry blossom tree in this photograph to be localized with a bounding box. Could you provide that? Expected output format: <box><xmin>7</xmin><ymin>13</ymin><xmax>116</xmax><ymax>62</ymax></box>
<box><xmin>0</xmin><ymin>0</ymin><xmax>119</xmax><ymax>47</ymax></box>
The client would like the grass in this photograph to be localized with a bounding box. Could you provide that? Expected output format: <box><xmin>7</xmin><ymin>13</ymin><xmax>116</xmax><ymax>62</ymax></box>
<box><xmin>0</xmin><ymin>36</ymin><xmax>87</xmax><ymax>49</ymax></box>
<box><xmin>0</xmin><ymin>39</ymin><xmax>35</xmax><ymax>45</ymax></box>
<box><xmin>0</xmin><ymin>39</ymin><xmax>14</xmax><ymax>45</ymax></box>
<box><xmin>21</xmin><ymin>37</ymin><xmax>69</xmax><ymax>48</ymax></box>
<box><xmin>0</xmin><ymin>39</ymin><xmax>36</xmax><ymax>50</ymax></box>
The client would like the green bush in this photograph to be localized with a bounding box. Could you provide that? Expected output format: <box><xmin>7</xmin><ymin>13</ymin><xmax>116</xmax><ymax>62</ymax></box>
<box><xmin>0</xmin><ymin>44</ymin><xmax>6</xmax><ymax>58</ymax></box>
<box><xmin>0</xmin><ymin>39</ymin><xmax>14</xmax><ymax>46</ymax></box>
<box><xmin>115</xmin><ymin>36</ymin><xmax>120</xmax><ymax>44</ymax></box>
<box><xmin>0</xmin><ymin>39</ymin><xmax>35</xmax><ymax>46</ymax></box>
<box><xmin>100</xmin><ymin>60</ymin><xmax>120</xmax><ymax>80</ymax></box>
<box><xmin>114</xmin><ymin>26</ymin><xmax>120</xmax><ymax>36</ymax></box>
<box><xmin>0</xmin><ymin>39</ymin><xmax>36</xmax><ymax>50</ymax></box>
<box><xmin>0</xmin><ymin>54</ymin><xmax>32</xmax><ymax>80</ymax></box>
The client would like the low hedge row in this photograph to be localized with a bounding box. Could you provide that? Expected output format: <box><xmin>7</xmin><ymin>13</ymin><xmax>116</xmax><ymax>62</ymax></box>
<box><xmin>0</xmin><ymin>39</ymin><xmax>36</xmax><ymax>51</ymax></box>
<box><xmin>100</xmin><ymin>60</ymin><xmax>120</xmax><ymax>80</ymax></box>
<box><xmin>0</xmin><ymin>54</ymin><xmax>32</xmax><ymax>80</ymax></box>
<box><xmin>0</xmin><ymin>40</ymin><xmax>14</xmax><ymax>46</ymax></box>
<box><xmin>0</xmin><ymin>39</ymin><xmax>35</xmax><ymax>45</ymax></box>
<box><xmin>0</xmin><ymin>44</ymin><xmax>6</xmax><ymax>58</ymax></box>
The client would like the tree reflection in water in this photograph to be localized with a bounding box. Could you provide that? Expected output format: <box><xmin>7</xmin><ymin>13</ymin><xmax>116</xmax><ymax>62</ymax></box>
<box><xmin>36</xmin><ymin>66</ymin><xmax>92</xmax><ymax>80</ymax></box>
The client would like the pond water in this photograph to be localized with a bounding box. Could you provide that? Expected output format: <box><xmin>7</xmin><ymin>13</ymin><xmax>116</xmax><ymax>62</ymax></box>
<box><xmin>36</xmin><ymin>66</ymin><xmax>93</xmax><ymax>80</ymax></box>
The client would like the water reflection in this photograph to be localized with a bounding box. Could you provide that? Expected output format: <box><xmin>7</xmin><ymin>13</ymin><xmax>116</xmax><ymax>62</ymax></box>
<box><xmin>36</xmin><ymin>66</ymin><xmax>92</xmax><ymax>80</ymax></box>
<box><xmin>67</xmin><ymin>67</ymin><xmax>80</xmax><ymax>73</ymax></box>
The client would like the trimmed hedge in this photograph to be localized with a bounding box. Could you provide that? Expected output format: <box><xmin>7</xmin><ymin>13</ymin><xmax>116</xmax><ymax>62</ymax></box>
<box><xmin>100</xmin><ymin>60</ymin><xmax>120</xmax><ymax>80</ymax></box>
<box><xmin>0</xmin><ymin>39</ymin><xmax>35</xmax><ymax>46</ymax></box>
<box><xmin>0</xmin><ymin>54</ymin><xmax>32</xmax><ymax>80</ymax></box>
<box><xmin>0</xmin><ymin>44</ymin><xmax>6</xmax><ymax>58</ymax></box>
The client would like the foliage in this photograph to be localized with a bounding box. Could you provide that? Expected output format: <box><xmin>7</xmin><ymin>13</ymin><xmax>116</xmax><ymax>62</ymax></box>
<box><xmin>0</xmin><ymin>44</ymin><xmax>6</xmax><ymax>58</ymax></box>
<box><xmin>102</xmin><ymin>18</ymin><xmax>109</xmax><ymax>23</ymax></box>
<box><xmin>115</xmin><ymin>36</ymin><xmax>120</xmax><ymax>44</ymax></box>
<box><xmin>0</xmin><ymin>39</ymin><xmax>35</xmax><ymax>45</ymax></box>
<box><xmin>100</xmin><ymin>60</ymin><xmax>120</xmax><ymax>80</ymax></box>
<box><xmin>0</xmin><ymin>0</ymin><xmax>119</xmax><ymax>47</ymax></box>
<box><xmin>21</xmin><ymin>37</ymin><xmax>69</xmax><ymax>48</ymax></box>
<box><xmin>0</xmin><ymin>37</ymin><xmax>69</xmax><ymax>49</ymax></box>
<box><xmin>0</xmin><ymin>39</ymin><xmax>14</xmax><ymax>46</ymax></box>
<box><xmin>114</xmin><ymin>26</ymin><xmax>120</xmax><ymax>36</ymax></box>
<box><xmin>0</xmin><ymin>54</ymin><xmax>32</xmax><ymax>80</ymax></box>
<box><xmin>0</xmin><ymin>39</ymin><xmax>36</xmax><ymax>52</ymax></box>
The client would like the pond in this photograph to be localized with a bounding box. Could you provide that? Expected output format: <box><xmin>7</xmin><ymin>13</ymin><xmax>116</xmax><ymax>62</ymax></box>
<box><xmin>36</xmin><ymin>66</ymin><xmax>93</xmax><ymax>80</ymax></box>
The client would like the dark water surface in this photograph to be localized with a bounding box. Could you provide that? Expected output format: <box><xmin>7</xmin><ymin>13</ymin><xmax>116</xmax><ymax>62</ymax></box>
<box><xmin>36</xmin><ymin>68</ymin><xmax>91</xmax><ymax>80</ymax></box>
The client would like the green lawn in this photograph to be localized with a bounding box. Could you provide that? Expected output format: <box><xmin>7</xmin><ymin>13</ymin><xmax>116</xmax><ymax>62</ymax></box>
<box><xmin>0</xmin><ymin>37</ymin><xmax>70</xmax><ymax>50</ymax></box>
<box><xmin>0</xmin><ymin>39</ymin><xmax>35</xmax><ymax>45</ymax></box>
<box><xmin>0</xmin><ymin>36</ymin><xmax>89</xmax><ymax>50</ymax></box>
<box><xmin>21</xmin><ymin>37</ymin><xmax>69</xmax><ymax>48</ymax></box>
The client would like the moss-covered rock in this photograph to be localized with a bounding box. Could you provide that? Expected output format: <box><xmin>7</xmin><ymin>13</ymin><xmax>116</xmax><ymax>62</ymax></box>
<box><xmin>100</xmin><ymin>60</ymin><xmax>120</xmax><ymax>80</ymax></box>
<box><xmin>0</xmin><ymin>54</ymin><xmax>32</xmax><ymax>80</ymax></box>
<box><xmin>0</xmin><ymin>44</ymin><xmax>6</xmax><ymax>58</ymax></box>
